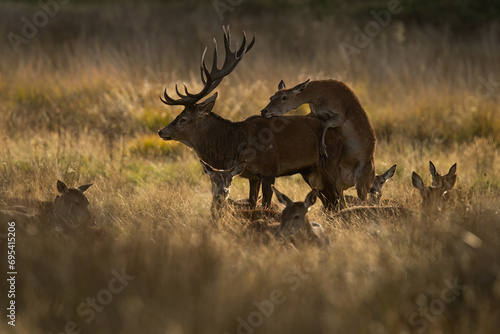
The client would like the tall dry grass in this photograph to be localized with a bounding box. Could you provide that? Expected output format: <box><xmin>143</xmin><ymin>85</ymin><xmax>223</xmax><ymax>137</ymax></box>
<box><xmin>0</xmin><ymin>2</ymin><xmax>499</xmax><ymax>334</ymax></box>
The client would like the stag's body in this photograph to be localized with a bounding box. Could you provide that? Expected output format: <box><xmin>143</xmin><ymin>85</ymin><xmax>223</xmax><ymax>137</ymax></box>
<box><xmin>161</xmin><ymin>109</ymin><xmax>343</xmax><ymax>209</ymax></box>
<box><xmin>261</xmin><ymin>79</ymin><xmax>376</xmax><ymax>202</ymax></box>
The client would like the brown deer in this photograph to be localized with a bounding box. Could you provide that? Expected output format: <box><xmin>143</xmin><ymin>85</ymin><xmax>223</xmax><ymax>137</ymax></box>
<box><xmin>412</xmin><ymin>168</ymin><xmax>457</xmax><ymax>216</ymax></box>
<box><xmin>345</xmin><ymin>164</ymin><xmax>397</xmax><ymax>206</ymax></box>
<box><xmin>0</xmin><ymin>180</ymin><xmax>93</xmax><ymax>235</ymax></box>
<box><xmin>158</xmin><ymin>27</ymin><xmax>343</xmax><ymax>210</ymax></box>
<box><xmin>430</xmin><ymin>161</ymin><xmax>457</xmax><ymax>187</ymax></box>
<box><xmin>261</xmin><ymin>79</ymin><xmax>376</xmax><ymax>203</ymax></box>
<box><xmin>271</xmin><ymin>185</ymin><xmax>329</xmax><ymax>246</ymax></box>
<box><xmin>199</xmin><ymin>159</ymin><xmax>281</xmax><ymax>221</ymax></box>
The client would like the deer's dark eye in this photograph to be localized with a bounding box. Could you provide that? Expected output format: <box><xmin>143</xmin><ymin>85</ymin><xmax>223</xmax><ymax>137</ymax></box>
<box><xmin>294</xmin><ymin>214</ymin><xmax>300</xmax><ymax>220</ymax></box>
<box><xmin>179</xmin><ymin>118</ymin><xmax>187</xmax><ymax>125</ymax></box>
<box><xmin>282</xmin><ymin>96</ymin><xmax>288</xmax><ymax>101</ymax></box>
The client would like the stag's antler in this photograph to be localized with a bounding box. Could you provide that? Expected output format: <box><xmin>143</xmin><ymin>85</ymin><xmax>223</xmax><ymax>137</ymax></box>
<box><xmin>161</xmin><ymin>26</ymin><xmax>255</xmax><ymax>107</ymax></box>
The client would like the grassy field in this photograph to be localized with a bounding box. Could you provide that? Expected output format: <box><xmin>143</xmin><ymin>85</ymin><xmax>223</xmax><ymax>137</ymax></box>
<box><xmin>1</xmin><ymin>2</ymin><xmax>500</xmax><ymax>333</ymax></box>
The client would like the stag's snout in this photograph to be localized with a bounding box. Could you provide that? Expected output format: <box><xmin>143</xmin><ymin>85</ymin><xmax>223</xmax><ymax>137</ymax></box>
<box><xmin>158</xmin><ymin>128</ymin><xmax>171</xmax><ymax>140</ymax></box>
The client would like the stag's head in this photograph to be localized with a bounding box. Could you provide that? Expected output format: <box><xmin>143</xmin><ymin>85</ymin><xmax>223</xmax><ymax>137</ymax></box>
<box><xmin>369</xmin><ymin>164</ymin><xmax>397</xmax><ymax>205</ymax></box>
<box><xmin>412</xmin><ymin>170</ymin><xmax>456</xmax><ymax>216</ymax></box>
<box><xmin>261</xmin><ymin>79</ymin><xmax>310</xmax><ymax>118</ymax></box>
<box><xmin>200</xmin><ymin>159</ymin><xmax>246</xmax><ymax>213</ymax></box>
<box><xmin>158</xmin><ymin>26</ymin><xmax>255</xmax><ymax>146</ymax></box>
<box><xmin>272</xmin><ymin>185</ymin><xmax>318</xmax><ymax>239</ymax></box>
<box><xmin>53</xmin><ymin>180</ymin><xmax>93</xmax><ymax>228</ymax></box>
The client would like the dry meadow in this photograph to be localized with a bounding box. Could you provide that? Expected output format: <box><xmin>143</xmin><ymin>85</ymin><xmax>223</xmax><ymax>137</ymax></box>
<box><xmin>0</xmin><ymin>2</ymin><xmax>500</xmax><ymax>333</ymax></box>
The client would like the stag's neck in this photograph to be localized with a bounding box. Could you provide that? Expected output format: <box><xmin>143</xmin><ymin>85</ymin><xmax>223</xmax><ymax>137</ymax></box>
<box><xmin>190</xmin><ymin>113</ymin><xmax>248</xmax><ymax>169</ymax></box>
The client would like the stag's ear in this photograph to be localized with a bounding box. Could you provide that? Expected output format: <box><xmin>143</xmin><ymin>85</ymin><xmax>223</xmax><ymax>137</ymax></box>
<box><xmin>198</xmin><ymin>92</ymin><xmax>218</xmax><ymax>115</ymax></box>
<box><xmin>57</xmin><ymin>180</ymin><xmax>69</xmax><ymax>194</ymax></box>
<box><xmin>272</xmin><ymin>185</ymin><xmax>292</xmax><ymax>206</ymax></box>
<box><xmin>412</xmin><ymin>172</ymin><xmax>425</xmax><ymax>191</ymax></box>
<box><xmin>78</xmin><ymin>183</ymin><xmax>93</xmax><ymax>193</ymax></box>
<box><xmin>200</xmin><ymin>159</ymin><xmax>216</xmax><ymax>177</ymax></box>
<box><xmin>291</xmin><ymin>79</ymin><xmax>310</xmax><ymax>94</ymax></box>
<box><xmin>304</xmin><ymin>188</ymin><xmax>318</xmax><ymax>208</ymax></box>
<box><xmin>230</xmin><ymin>161</ymin><xmax>246</xmax><ymax>178</ymax></box>
<box><xmin>278</xmin><ymin>80</ymin><xmax>286</xmax><ymax>90</ymax></box>
<box><xmin>382</xmin><ymin>164</ymin><xmax>397</xmax><ymax>182</ymax></box>
<box><xmin>448</xmin><ymin>163</ymin><xmax>457</xmax><ymax>176</ymax></box>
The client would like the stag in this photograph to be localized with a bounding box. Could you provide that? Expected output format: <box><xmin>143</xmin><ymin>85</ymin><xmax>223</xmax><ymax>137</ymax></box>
<box><xmin>158</xmin><ymin>27</ymin><xmax>343</xmax><ymax>209</ymax></box>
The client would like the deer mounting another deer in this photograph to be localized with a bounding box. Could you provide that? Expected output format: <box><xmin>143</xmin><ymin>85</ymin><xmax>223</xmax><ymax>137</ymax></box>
<box><xmin>158</xmin><ymin>27</ymin><xmax>344</xmax><ymax>210</ymax></box>
<box><xmin>0</xmin><ymin>180</ymin><xmax>94</xmax><ymax>235</ymax></box>
<box><xmin>261</xmin><ymin>79</ymin><xmax>377</xmax><ymax>204</ymax></box>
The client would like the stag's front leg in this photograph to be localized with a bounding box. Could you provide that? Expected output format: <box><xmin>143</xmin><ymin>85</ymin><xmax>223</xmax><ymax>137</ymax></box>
<box><xmin>248</xmin><ymin>179</ymin><xmax>261</xmax><ymax>209</ymax></box>
<box><xmin>320</xmin><ymin>114</ymin><xmax>344</xmax><ymax>159</ymax></box>
<box><xmin>261</xmin><ymin>177</ymin><xmax>276</xmax><ymax>208</ymax></box>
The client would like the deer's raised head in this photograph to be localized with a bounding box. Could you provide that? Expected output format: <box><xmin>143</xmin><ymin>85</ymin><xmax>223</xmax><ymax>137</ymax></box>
<box><xmin>272</xmin><ymin>185</ymin><xmax>320</xmax><ymax>240</ymax></box>
<box><xmin>369</xmin><ymin>164</ymin><xmax>397</xmax><ymax>205</ymax></box>
<box><xmin>158</xmin><ymin>26</ymin><xmax>255</xmax><ymax>144</ymax></box>
<box><xmin>429</xmin><ymin>161</ymin><xmax>457</xmax><ymax>188</ymax></box>
<box><xmin>53</xmin><ymin>180</ymin><xmax>93</xmax><ymax>228</ymax></box>
<box><xmin>200</xmin><ymin>159</ymin><xmax>246</xmax><ymax>214</ymax></box>
<box><xmin>261</xmin><ymin>79</ymin><xmax>310</xmax><ymax>118</ymax></box>
<box><xmin>412</xmin><ymin>170</ymin><xmax>456</xmax><ymax>216</ymax></box>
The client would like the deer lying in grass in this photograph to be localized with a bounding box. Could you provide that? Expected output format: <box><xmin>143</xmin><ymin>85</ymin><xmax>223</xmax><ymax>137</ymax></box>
<box><xmin>0</xmin><ymin>180</ymin><xmax>93</xmax><ymax>235</ymax></box>
<box><xmin>158</xmin><ymin>27</ymin><xmax>343</xmax><ymax>210</ymax></box>
<box><xmin>412</xmin><ymin>164</ymin><xmax>457</xmax><ymax>217</ymax></box>
<box><xmin>200</xmin><ymin>159</ymin><xmax>281</xmax><ymax>222</ymax></box>
<box><xmin>245</xmin><ymin>186</ymin><xmax>329</xmax><ymax>246</ymax></box>
<box><xmin>261</xmin><ymin>79</ymin><xmax>376</xmax><ymax>203</ymax></box>
<box><xmin>345</xmin><ymin>164</ymin><xmax>397</xmax><ymax>206</ymax></box>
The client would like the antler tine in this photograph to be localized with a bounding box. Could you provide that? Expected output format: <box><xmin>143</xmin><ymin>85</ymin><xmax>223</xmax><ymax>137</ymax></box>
<box><xmin>161</xmin><ymin>25</ymin><xmax>255</xmax><ymax>107</ymax></box>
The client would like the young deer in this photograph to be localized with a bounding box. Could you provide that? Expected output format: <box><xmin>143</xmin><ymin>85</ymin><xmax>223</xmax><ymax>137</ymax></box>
<box><xmin>272</xmin><ymin>185</ymin><xmax>329</xmax><ymax>246</ymax></box>
<box><xmin>412</xmin><ymin>168</ymin><xmax>457</xmax><ymax>216</ymax></box>
<box><xmin>261</xmin><ymin>79</ymin><xmax>377</xmax><ymax>203</ymax></box>
<box><xmin>430</xmin><ymin>161</ymin><xmax>457</xmax><ymax>187</ymax></box>
<box><xmin>158</xmin><ymin>27</ymin><xmax>343</xmax><ymax>210</ymax></box>
<box><xmin>0</xmin><ymin>180</ymin><xmax>94</xmax><ymax>235</ymax></box>
<box><xmin>345</xmin><ymin>164</ymin><xmax>397</xmax><ymax>206</ymax></box>
<box><xmin>200</xmin><ymin>160</ymin><xmax>281</xmax><ymax>221</ymax></box>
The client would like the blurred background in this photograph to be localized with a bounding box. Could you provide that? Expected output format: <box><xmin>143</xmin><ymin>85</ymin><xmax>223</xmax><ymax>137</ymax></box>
<box><xmin>0</xmin><ymin>1</ymin><xmax>499</xmax><ymax>333</ymax></box>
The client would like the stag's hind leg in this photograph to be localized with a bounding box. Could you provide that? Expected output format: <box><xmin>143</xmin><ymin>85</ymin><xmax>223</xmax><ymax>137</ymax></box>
<box><xmin>261</xmin><ymin>177</ymin><xmax>276</xmax><ymax>208</ymax></box>
<box><xmin>248</xmin><ymin>179</ymin><xmax>261</xmax><ymax>209</ymax></box>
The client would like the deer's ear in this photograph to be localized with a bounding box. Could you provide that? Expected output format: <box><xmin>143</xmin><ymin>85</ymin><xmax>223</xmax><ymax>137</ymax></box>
<box><xmin>78</xmin><ymin>184</ymin><xmax>93</xmax><ymax>193</ymax></box>
<box><xmin>272</xmin><ymin>185</ymin><xmax>292</xmax><ymax>206</ymax></box>
<box><xmin>443</xmin><ymin>174</ymin><xmax>457</xmax><ymax>191</ymax></box>
<box><xmin>230</xmin><ymin>161</ymin><xmax>246</xmax><ymax>178</ymax></box>
<box><xmin>198</xmin><ymin>92</ymin><xmax>218</xmax><ymax>115</ymax></box>
<box><xmin>278</xmin><ymin>80</ymin><xmax>286</xmax><ymax>90</ymax></box>
<box><xmin>448</xmin><ymin>163</ymin><xmax>457</xmax><ymax>176</ymax></box>
<box><xmin>412</xmin><ymin>172</ymin><xmax>425</xmax><ymax>191</ymax></box>
<box><xmin>291</xmin><ymin>79</ymin><xmax>310</xmax><ymax>94</ymax></box>
<box><xmin>304</xmin><ymin>188</ymin><xmax>318</xmax><ymax>208</ymax></box>
<box><xmin>383</xmin><ymin>164</ymin><xmax>397</xmax><ymax>181</ymax></box>
<box><xmin>200</xmin><ymin>159</ymin><xmax>216</xmax><ymax>176</ymax></box>
<box><xmin>57</xmin><ymin>180</ymin><xmax>69</xmax><ymax>194</ymax></box>
<box><xmin>429</xmin><ymin>161</ymin><xmax>438</xmax><ymax>180</ymax></box>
